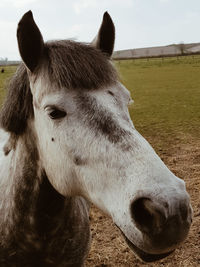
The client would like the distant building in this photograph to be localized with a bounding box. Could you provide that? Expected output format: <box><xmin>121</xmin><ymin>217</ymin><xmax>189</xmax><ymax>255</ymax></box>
<box><xmin>0</xmin><ymin>60</ymin><xmax>21</xmax><ymax>66</ymax></box>
<box><xmin>113</xmin><ymin>42</ymin><xmax>200</xmax><ymax>60</ymax></box>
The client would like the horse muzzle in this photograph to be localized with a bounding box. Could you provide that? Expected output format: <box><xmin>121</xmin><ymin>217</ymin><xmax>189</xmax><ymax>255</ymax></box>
<box><xmin>120</xmin><ymin>195</ymin><xmax>192</xmax><ymax>262</ymax></box>
<box><xmin>131</xmin><ymin>197</ymin><xmax>192</xmax><ymax>243</ymax></box>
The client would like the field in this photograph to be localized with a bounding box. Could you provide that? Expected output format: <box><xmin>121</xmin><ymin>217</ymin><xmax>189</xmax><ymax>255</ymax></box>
<box><xmin>0</xmin><ymin>66</ymin><xmax>16</xmax><ymax>105</ymax></box>
<box><xmin>0</xmin><ymin>57</ymin><xmax>200</xmax><ymax>266</ymax></box>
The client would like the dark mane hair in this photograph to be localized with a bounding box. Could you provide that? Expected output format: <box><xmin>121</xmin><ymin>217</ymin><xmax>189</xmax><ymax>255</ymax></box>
<box><xmin>43</xmin><ymin>40</ymin><xmax>118</xmax><ymax>89</ymax></box>
<box><xmin>0</xmin><ymin>40</ymin><xmax>118</xmax><ymax>135</ymax></box>
<box><xmin>0</xmin><ymin>64</ymin><xmax>33</xmax><ymax>135</ymax></box>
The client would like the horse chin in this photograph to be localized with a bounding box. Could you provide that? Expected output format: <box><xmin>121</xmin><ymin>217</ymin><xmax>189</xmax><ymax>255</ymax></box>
<box><xmin>123</xmin><ymin>234</ymin><xmax>174</xmax><ymax>262</ymax></box>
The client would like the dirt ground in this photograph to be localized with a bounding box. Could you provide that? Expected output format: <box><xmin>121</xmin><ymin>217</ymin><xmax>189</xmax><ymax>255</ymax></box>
<box><xmin>85</xmin><ymin>134</ymin><xmax>200</xmax><ymax>267</ymax></box>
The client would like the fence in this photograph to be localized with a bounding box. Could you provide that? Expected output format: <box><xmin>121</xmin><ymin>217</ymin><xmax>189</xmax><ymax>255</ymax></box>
<box><xmin>113</xmin><ymin>43</ymin><xmax>200</xmax><ymax>60</ymax></box>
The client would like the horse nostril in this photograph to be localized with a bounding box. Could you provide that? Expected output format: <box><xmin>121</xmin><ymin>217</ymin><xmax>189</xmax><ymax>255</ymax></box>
<box><xmin>179</xmin><ymin>203</ymin><xmax>188</xmax><ymax>221</ymax></box>
<box><xmin>130</xmin><ymin>197</ymin><xmax>166</xmax><ymax>235</ymax></box>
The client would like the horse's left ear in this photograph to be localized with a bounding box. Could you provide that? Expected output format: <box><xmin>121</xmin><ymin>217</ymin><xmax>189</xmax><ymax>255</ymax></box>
<box><xmin>17</xmin><ymin>10</ymin><xmax>44</xmax><ymax>72</ymax></box>
<box><xmin>92</xmin><ymin>12</ymin><xmax>115</xmax><ymax>57</ymax></box>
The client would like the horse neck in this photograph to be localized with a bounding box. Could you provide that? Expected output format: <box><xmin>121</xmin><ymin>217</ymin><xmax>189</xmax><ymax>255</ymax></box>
<box><xmin>0</xmin><ymin>128</ymin><xmax>65</xmax><ymax>243</ymax></box>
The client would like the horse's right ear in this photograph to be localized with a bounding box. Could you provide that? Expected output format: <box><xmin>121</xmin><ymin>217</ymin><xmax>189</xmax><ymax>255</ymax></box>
<box><xmin>17</xmin><ymin>11</ymin><xmax>44</xmax><ymax>72</ymax></box>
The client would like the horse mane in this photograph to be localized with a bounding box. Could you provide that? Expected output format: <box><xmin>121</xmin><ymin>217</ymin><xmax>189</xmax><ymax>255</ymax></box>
<box><xmin>0</xmin><ymin>40</ymin><xmax>118</xmax><ymax>135</ymax></box>
<box><xmin>0</xmin><ymin>64</ymin><xmax>33</xmax><ymax>135</ymax></box>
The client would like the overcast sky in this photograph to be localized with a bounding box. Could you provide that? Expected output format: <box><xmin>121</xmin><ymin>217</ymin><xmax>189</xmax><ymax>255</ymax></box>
<box><xmin>1</xmin><ymin>0</ymin><xmax>200</xmax><ymax>60</ymax></box>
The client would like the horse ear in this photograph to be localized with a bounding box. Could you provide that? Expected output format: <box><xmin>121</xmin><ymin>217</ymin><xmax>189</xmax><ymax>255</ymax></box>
<box><xmin>17</xmin><ymin>10</ymin><xmax>44</xmax><ymax>72</ymax></box>
<box><xmin>92</xmin><ymin>12</ymin><xmax>115</xmax><ymax>57</ymax></box>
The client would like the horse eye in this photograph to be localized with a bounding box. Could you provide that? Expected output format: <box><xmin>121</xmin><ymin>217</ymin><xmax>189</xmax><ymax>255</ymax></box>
<box><xmin>108</xmin><ymin>90</ymin><xmax>115</xmax><ymax>96</ymax></box>
<box><xmin>49</xmin><ymin>109</ymin><xmax>67</xmax><ymax>120</ymax></box>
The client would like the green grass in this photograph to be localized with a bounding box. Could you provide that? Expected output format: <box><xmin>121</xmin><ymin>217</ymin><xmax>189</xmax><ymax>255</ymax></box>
<box><xmin>0</xmin><ymin>57</ymin><xmax>200</xmax><ymax>149</ymax></box>
<box><xmin>115</xmin><ymin>56</ymin><xmax>200</xmax><ymax>147</ymax></box>
<box><xmin>0</xmin><ymin>66</ymin><xmax>17</xmax><ymax>105</ymax></box>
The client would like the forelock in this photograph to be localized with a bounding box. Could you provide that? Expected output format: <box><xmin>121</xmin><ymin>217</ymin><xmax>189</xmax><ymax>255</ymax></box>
<box><xmin>40</xmin><ymin>40</ymin><xmax>118</xmax><ymax>90</ymax></box>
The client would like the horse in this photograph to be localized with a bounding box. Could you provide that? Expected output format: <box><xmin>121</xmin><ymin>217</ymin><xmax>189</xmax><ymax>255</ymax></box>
<box><xmin>0</xmin><ymin>10</ymin><xmax>192</xmax><ymax>266</ymax></box>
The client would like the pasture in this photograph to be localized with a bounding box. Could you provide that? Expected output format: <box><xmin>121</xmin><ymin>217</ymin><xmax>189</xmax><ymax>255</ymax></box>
<box><xmin>0</xmin><ymin>66</ymin><xmax>16</xmax><ymax>104</ymax></box>
<box><xmin>0</xmin><ymin>56</ymin><xmax>200</xmax><ymax>266</ymax></box>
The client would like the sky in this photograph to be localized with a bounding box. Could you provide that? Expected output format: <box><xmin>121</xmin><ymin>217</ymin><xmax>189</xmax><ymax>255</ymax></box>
<box><xmin>1</xmin><ymin>0</ymin><xmax>200</xmax><ymax>60</ymax></box>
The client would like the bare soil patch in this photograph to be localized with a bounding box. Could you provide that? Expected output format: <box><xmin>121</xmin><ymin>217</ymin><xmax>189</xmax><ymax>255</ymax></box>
<box><xmin>85</xmin><ymin>134</ymin><xmax>200</xmax><ymax>267</ymax></box>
